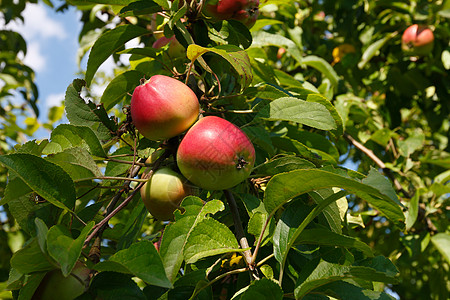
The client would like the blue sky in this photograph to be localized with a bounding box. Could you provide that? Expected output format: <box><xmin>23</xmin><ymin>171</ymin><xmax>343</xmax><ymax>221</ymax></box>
<box><xmin>3</xmin><ymin>3</ymin><xmax>82</xmax><ymax>111</ymax></box>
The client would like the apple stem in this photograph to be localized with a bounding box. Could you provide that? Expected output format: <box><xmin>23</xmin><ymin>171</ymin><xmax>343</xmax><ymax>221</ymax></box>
<box><xmin>223</xmin><ymin>189</ymin><xmax>256</xmax><ymax>274</ymax></box>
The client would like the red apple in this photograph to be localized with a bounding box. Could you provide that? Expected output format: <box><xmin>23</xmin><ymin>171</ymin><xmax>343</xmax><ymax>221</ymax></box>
<box><xmin>176</xmin><ymin>116</ymin><xmax>255</xmax><ymax>190</ymax></box>
<box><xmin>401</xmin><ymin>24</ymin><xmax>434</xmax><ymax>56</ymax></box>
<box><xmin>203</xmin><ymin>0</ymin><xmax>260</xmax><ymax>28</ymax></box>
<box><xmin>152</xmin><ymin>35</ymin><xmax>186</xmax><ymax>58</ymax></box>
<box><xmin>130</xmin><ymin>75</ymin><xmax>199</xmax><ymax>141</ymax></box>
<box><xmin>140</xmin><ymin>167</ymin><xmax>196</xmax><ymax>221</ymax></box>
<box><xmin>32</xmin><ymin>262</ymin><xmax>90</xmax><ymax>300</ymax></box>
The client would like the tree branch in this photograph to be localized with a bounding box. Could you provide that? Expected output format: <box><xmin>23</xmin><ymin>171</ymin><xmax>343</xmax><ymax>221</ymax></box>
<box><xmin>223</xmin><ymin>189</ymin><xmax>255</xmax><ymax>271</ymax></box>
<box><xmin>344</xmin><ymin>132</ymin><xmax>412</xmax><ymax>198</ymax></box>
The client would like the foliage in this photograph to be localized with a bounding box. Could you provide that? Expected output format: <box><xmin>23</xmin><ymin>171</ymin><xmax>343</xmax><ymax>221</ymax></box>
<box><xmin>0</xmin><ymin>0</ymin><xmax>449</xmax><ymax>299</ymax></box>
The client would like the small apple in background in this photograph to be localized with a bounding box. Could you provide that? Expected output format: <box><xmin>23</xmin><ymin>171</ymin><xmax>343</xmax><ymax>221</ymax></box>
<box><xmin>152</xmin><ymin>35</ymin><xmax>186</xmax><ymax>59</ymax></box>
<box><xmin>203</xmin><ymin>0</ymin><xmax>260</xmax><ymax>28</ymax></box>
<box><xmin>32</xmin><ymin>261</ymin><xmax>90</xmax><ymax>300</ymax></box>
<box><xmin>130</xmin><ymin>75</ymin><xmax>199</xmax><ymax>141</ymax></box>
<box><xmin>140</xmin><ymin>167</ymin><xmax>197</xmax><ymax>221</ymax></box>
<box><xmin>177</xmin><ymin>116</ymin><xmax>255</xmax><ymax>190</ymax></box>
<box><xmin>277</xmin><ymin>47</ymin><xmax>286</xmax><ymax>60</ymax></box>
<box><xmin>402</xmin><ymin>24</ymin><xmax>434</xmax><ymax>56</ymax></box>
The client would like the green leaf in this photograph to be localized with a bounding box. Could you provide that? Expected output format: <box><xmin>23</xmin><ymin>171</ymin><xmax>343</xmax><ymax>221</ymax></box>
<box><xmin>431</xmin><ymin>233</ymin><xmax>450</xmax><ymax>264</ymax></box>
<box><xmin>294</xmin><ymin>229</ymin><xmax>373</xmax><ymax>257</ymax></box>
<box><xmin>84</xmin><ymin>271</ymin><xmax>146</xmax><ymax>300</ymax></box>
<box><xmin>273</xmin><ymin>199</ymin><xmax>312</xmax><ymax>265</ymax></box>
<box><xmin>184</xmin><ymin>217</ymin><xmax>241</xmax><ymax>264</ymax></box>
<box><xmin>237</xmin><ymin>278</ymin><xmax>283</xmax><ymax>300</ymax></box>
<box><xmin>313</xmin><ymin>281</ymin><xmax>396</xmax><ymax>300</ymax></box>
<box><xmin>45</xmin><ymin>147</ymin><xmax>103</xmax><ymax>180</ymax></box>
<box><xmin>302</xmin><ymin>55</ymin><xmax>339</xmax><ymax>89</ymax></box>
<box><xmin>46</xmin><ymin>222</ymin><xmax>94</xmax><ymax>276</ymax></box>
<box><xmin>85</xmin><ymin>25</ymin><xmax>149</xmax><ymax>86</ymax></box>
<box><xmin>43</xmin><ymin>124</ymin><xmax>107</xmax><ymax>158</ymax></box>
<box><xmin>0</xmin><ymin>175</ymin><xmax>32</xmax><ymax>206</ymax></box>
<box><xmin>34</xmin><ymin>218</ymin><xmax>49</xmax><ymax>254</ymax></box>
<box><xmin>16</xmin><ymin>272</ymin><xmax>47</xmax><ymax>300</ymax></box>
<box><xmin>0</xmin><ymin>153</ymin><xmax>76</xmax><ymax>210</ymax></box>
<box><xmin>208</xmin><ymin>20</ymin><xmax>252</xmax><ymax>49</ymax></box>
<box><xmin>358</xmin><ymin>35</ymin><xmax>393</xmax><ymax>69</ymax></box>
<box><xmin>254</xmin><ymin>156</ymin><xmax>316</xmax><ymax>176</ymax></box>
<box><xmin>305</xmin><ymin>93</ymin><xmax>344</xmax><ymax>136</ymax></box>
<box><xmin>10</xmin><ymin>239</ymin><xmax>54</xmax><ymax>274</ymax></box>
<box><xmin>251</xmin><ymin>31</ymin><xmax>303</xmax><ymax>64</ymax></box>
<box><xmin>105</xmin><ymin>147</ymin><xmax>135</xmax><ymax>177</ymax></box>
<box><xmin>160</xmin><ymin>197</ymin><xmax>225</xmax><ymax>282</ymax></box>
<box><xmin>264</xmin><ymin>168</ymin><xmax>405</xmax><ymax>229</ymax></box>
<box><xmin>362</xmin><ymin>168</ymin><xmax>400</xmax><ymax>205</ymax></box>
<box><xmin>256</xmin><ymin>97</ymin><xmax>336</xmax><ymax>131</ymax></box>
<box><xmin>187</xmin><ymin>44</ymin><xmax>253</xmax><ymax>90</ymax></box>
<box><xmin>94</xmin><ymin>240</ymin><xmax>172</xmax><ymax>288</ymax></box>
<box><xmin>119</xmin><ymin>0</ymin><xmax>162</xmax><ymax>17</ymax></box>
<box><xmin>101</xmin><ymin>70</ymin><xmax>144</xmax><ymax>111</ymax></box>
<box><xmin>294</xmin><ymin>260</ymin><xmax>398</xmax><ymax>299</ymax></box>
<box><xmin>64</xmin><ymin>79</ymin><xmax>117</xmax><ymax>141</ymax></box>
<box><xmin>67</xmin><ymin>0</ymin><xmax>136</xmax><ymax>5</ymax></box>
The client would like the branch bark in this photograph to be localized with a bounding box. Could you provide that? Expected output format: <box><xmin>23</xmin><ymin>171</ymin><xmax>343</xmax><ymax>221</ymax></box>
<box><xmin>223</xmin><ymin>189</ymin><xmax>255</xmax><ymax>271</ymax></box>
<box><xmin>344</xmin><ymin>132</ymin><xmax>412</xmax><ymax>198</ymax></box>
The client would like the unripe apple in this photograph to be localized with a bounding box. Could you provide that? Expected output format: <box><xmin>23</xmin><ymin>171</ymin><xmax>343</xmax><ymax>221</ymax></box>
<box><xmin>203</xmin><ymin>0</ymin><xmax>260</xmax><ymax>28</ymax></box>
<box><xmin>152</xmin><ymin>35</ymin><xmax>186</xmax><ymax>59</ymax></box>
<box><xmin>140</xmin><ymin>167</ymin><xmax>196</xmax><ymax>221</ymax></box>
<box><xmin>177</xmin><ymin>116</ymin><xmax>255</xmax><ymax>190</ymax></box>
<box><xmin>32</xmin><ymin>262</ymin><xmax>90</xmax><ymax>300</ymax></box>
<box><xmin>402</xmin><ymin>24</ymin><xmax>434</xmax><ymax>56</ymax></box>
<box><xmin>130</xmin><ymin>75</ymin><xmax>199</xmax><ymax>141</ymax></box>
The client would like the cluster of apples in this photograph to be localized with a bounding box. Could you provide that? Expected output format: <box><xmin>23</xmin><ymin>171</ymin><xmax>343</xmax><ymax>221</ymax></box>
<box><xmin>131</xmin><ymin>75</ymin><xmax>255</xmax><ymax>221</ymax></box>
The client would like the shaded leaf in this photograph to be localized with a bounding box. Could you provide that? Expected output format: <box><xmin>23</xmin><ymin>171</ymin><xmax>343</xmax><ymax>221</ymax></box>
<box><xmin>43</xmin><ymin>124</ymin><xmax>107</xmax><ymax>158</ymax></box>
<box><xmin>85</xmin><ymin>25</ymin><xmax>149</xmax><ymax>86</ymax></box>
<box><xmin>94</xmin><ymin>240</ymin><xmax>172</xmax><ymax>288</ymax></box>
<box><xmin>187</xmin><ymin>44</ymin><xmax>253</xmax><ymax>90</ymax></box>
<box><xmin>101</xmin><ymin>70</ymin><xmax>144</xmax><ymax>111</ymax></box>
<box><xmin>264</xmin><ymin>168</ymin><xmax>405</xmax><ymax>229</ymax></box>
<box><xmin>160</xmin><ymin>197</ymin><xmax>225</xmax><ymax>282</ymax></box>
<box><xmin>0</xmin><ymin>153</ymin><xmax>76</xmax><ymax>210</ymax></box>
<box><xmin>10</xmin><ymin>239</ymin><xmax>54</xmax><ymax>274</ymax></box>
<box><xmin>184</xmin><ymin>218</ymin><xmax>241</xmax><ymax>264</ymax></box>
<box><xmin>256</xmin><ymin>97</ymin><xmax>336</xmax><ymax>131</ymax></box>
<box><xmin>47</xmin><ymin>222</ymin><xmax>94</xmax><ymax>277</ymax></box>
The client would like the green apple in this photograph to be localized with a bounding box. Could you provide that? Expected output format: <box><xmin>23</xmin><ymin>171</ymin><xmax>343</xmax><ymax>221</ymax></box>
<box><xmin>140</xmin><ymin>167</ymin><xmax>196</xmax><ymax>221</ymax></box>
<box><xmin>32</xmin><ymin>262</ymin><xmax>90</xmax><ymax>300</ymax></box>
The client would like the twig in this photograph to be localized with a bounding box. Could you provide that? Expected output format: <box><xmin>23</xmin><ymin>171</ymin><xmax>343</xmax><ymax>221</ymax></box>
<box><xmin>74</xmin><ymin>176</ymin><xmax>148</xmax><ymax>183</ymax></box>
<box><xmin>344</xmin><ymin>133</ymin><xmax>412</xmax><ymax>198</ymax></box>
<box><xmin>223</xmin><ymin>190</ymin><xmax>255</xmax><ymax>271</ymax></box>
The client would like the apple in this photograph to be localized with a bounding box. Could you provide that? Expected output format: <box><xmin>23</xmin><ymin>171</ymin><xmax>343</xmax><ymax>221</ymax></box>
<box><xmin>176</xmin><ymin>116</ymin><xmax>255</xmax><ymax>190</ymax></box>
<box><xmin>140</xmin><ymin>167</ymin><xmax>196</xmax><ymax>221</ymax></box>
<box><xmin>401</xmin><ymin>24</ymin><xmax>434</xmax><ymax>56</ymax></box>
<box><xmin>130</xmin><ymin>75</ymin><xmax>199</xmax><ymax>141</ymax></box>
<box><xmin>32</xmin><ymin>262</ymin><xmax>90</xmax><ymax>300</ymax></box>
<box><xmin>152</xmin><ymin>35</ymin><xmax>186</xmax><ymax>59</ymax></box>
<box><xmin>203</xmin><ymin>0</ymin><xmax>260</xmax><ymax>28</ymax></box>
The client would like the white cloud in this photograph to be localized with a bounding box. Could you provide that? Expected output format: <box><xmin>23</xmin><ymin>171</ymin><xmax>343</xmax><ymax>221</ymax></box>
<box><xmin>21</xmin><ymin>42</ymin><xmax>46</xmax><ymax>72</ymax></box>
<box><xmin>46</xmin><ymin>93</ymin><xmax>65</xmax><ymax>107</ymax></box>
<box><xmin>3</xmin><ymin>3</ymin><xmax>67</xmax><ymax>40</ymax></box>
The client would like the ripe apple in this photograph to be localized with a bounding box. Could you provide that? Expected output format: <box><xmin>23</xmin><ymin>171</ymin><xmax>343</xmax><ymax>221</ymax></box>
<box><xmin>32</xmin><ymin>262</ymin><xmax>90</xmax><ymax>300</ymax></box>
<box><xmin>203</xmin><ymin>0</ymin><xmax>260</xmax><ymax>28</ymax></box>
<box><xmin>401</xmin><ymin>24</ymin><xmax>434</xmax><ymax>56</ymax></box>
<box><xmin>140</xmin><ymin>167</ymin><xmax>196</xmax><ymax>221</ymax></box>
<box><xmin>152</xmin><ymin>35</ymin><xmax>186</xmax><ymax>59</ymax></box>
<box><xmin>176</xmin><ymin>116</ymin><xmax>255</xmax><ymax>190</ymax></box>
<box><xmin>130</xmin><ymin>75</ymin><xmax>199</xmax><ymax>141</ymax></box>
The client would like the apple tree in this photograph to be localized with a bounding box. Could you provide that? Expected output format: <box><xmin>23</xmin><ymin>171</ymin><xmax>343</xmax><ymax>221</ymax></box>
<box><xmin>0</xmin><ymin>0</ymin><xmax>449</xmax><ymax>299</ymax></box>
